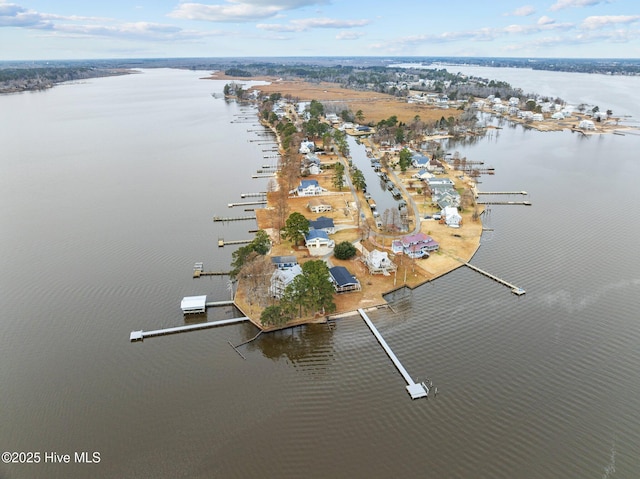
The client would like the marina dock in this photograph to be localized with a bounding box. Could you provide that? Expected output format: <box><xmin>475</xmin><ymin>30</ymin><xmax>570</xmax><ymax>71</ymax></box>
<box><xmin>130</xmin><ymin>316</ymin><xmax>248</xmax><ymax>342</ymax></box>
<box><xmin>464</xmin><ymin>263</ymin><xmax>525</xmax><ymax>295</ymax></box>
<box><xmin>358</xmin><ymin>309</ymin><xmax>429</xmax><ymax>399</ymax></box>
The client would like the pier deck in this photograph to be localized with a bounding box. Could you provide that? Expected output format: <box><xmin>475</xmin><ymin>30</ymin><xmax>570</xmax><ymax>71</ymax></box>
<box><xmin>213</xmin><ymin>215</ymin><xmax>256</xmax><ymax>222</ymax></box>
<box><xmin>218</xmin><ymin>238</ymin><xmax>252</xmax><ymax>247</ymax></box>
<box><xmin>358</xmin><ymin>309</ymin><xmax>428</xmax><ymax>399</ymax></box>
<box><xmin>130</xmin><ymin>316</ymin><xmax>248</xmax><ymax>342</ymax></box>
<box><xmin>228</xmin><ymin>200</ymin><xmax>267</xmax><ymax>208</ymax></box>
<box><xmin>464</xmin><ymin>263</ymin><xmax>525</xmax><ymax>295</ymax></box>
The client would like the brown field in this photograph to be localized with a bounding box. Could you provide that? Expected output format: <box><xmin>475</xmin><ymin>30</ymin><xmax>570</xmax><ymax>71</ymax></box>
<box><xmin>252</xmin><ymin>80</ymin><xmax>462</xmax><ymax>125</ymax></box>
<box><xmin>205</xmin><ymin>72</ymin><xmax>461</xmax><ymax>125</ymax></box>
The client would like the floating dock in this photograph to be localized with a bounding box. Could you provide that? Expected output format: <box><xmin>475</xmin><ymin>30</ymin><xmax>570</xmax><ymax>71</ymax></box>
<box><xmin>130</xmin><ymin>316</ymin><xmax>248</xmax><ymax>342</ymax></box>
<box><xmin>464</xmin><ymin>263</ymin><xmax>525</xmax><ymax>295</ymax></box>
<box><xmin>358</xmin><ymin>309</ymin><xmax>429</xmax><ymax>399</ymax></box>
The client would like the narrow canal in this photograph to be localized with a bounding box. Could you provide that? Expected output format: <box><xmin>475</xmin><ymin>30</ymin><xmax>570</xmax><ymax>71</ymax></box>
<box><xmin>346</xmin><ymin>135</ymin><xmax>401</xmax><ymax>219</ymax></box>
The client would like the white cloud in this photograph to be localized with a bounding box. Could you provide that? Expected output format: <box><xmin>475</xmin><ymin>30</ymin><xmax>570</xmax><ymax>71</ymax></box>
<box><xmin>168</xmin><ymin>0</ymin><xmax>329</xmax><ymax>22</ymax></box>
<box><xmin>0</xmin><ymin>2</ymin><xmax>222</xmax><ymax>42</ymax></box>
<box><xmin>537</xmin><ymin>16</ymin><xmax>555</xmax><ymax>25</ymax></box>
<box><xmin>550</xmin><ymin>0</ymin><xmax>608</xmax><ymax>12</ymax></box>
<box><xmin>581</xmin><ymin>15</ymin><xmax>640</xmax><ymax>30</ymax></box>
<box><xmin>336</xmin><ymin>31</ymin><xmax>364</xmax><ymax>40</ymax></box>
<box><xmin>504</xmin><ymin>5</ymin><xmax>536</xmax><ymax>17</ymax></box>
<box><xmin>257</xmin><ymin>17</ymin><xmax>369</xmax><ymax>32</ymax></box>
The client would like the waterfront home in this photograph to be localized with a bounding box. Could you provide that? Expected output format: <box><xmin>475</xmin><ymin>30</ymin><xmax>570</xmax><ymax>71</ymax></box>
<box><xmin>329</xmin><ymin>266</ymin><xmax>361</xmax><ymax>293</ymax></box>
<box><xmin>413</xmin><ymin>168</ymin><xmax>433</xmax><ymax>181</ymax></box>
<box><xmin>271</xmin><ymin>256</ymin><xmax>298</xmax><ymax>270</ymax></box>
<box><xmin>305</xmin><ymin>230</ymin><xmax>335</xmax><ymax>249</ymax></box>
<box><xmin>307</xmin><ymin>198</ymin><xmax>332</xmax><ymax>213</ymax></box>
<box><xmin>299</xmin><ymin>140</ymin><xmax>315</xmax><ymax>154</ymax></box>
<box><xmin>361</xmin><ymin>248</ymin><xmax>397</xmax><ymax>276</ymax></box>
<box><xmin>292</xmin><ymin>179</ymin><xmax>326</xmax><ymax>196</ymax></box>
<box><xmin>411</xmin><ymin>154</ymin><xmax>430</xmax><ymax>168</ymax></box>
<box><xmin>427</xmin><ymin>177</ymin><xmax>454</xmax><ymax>187</ymax></box>
<box><xmin>427</xmin><ymin>158</ymin><xmax>444</xmax><ymax>173</ymax></box>
<box><xmin>441</xmin><ymin>206</ymin><xmax>462</xmax><ymax>228</ymax></box>
<box><xmin>579</xmin><ymin>119</ymin><xmax>596</xmax><ymax>130</ymax></box>
<box><xmin>309</xmin><ymin>216</ymin><xmax>335</xmax><ymax>235</ymax></box>
<box><xmin>392</xmin><ymin>232</ymin><xmax>439</xmax><ymax>259</ymax></box>
<box><xmin>270</xmin><ymin>264</ymin><xmax>302</xmax><ymax>298</ymax></box>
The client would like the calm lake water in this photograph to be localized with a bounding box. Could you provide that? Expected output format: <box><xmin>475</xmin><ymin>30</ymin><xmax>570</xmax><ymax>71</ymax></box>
<box><xmin>1</xmin><ymin>67</ymin><xmax>640</xmax><ymax>479</ymax></box>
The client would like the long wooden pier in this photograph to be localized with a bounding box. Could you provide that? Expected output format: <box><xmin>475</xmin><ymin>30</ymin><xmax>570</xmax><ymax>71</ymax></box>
<box><xmin>228</xmin><ymin>200</ymin><xmax>267</xmax><ymax>208</ymax></box>
<box><xmin>213</xmin><ymin>215</ymin><xmax>256</xmax><ymax>222</ymax></box>
<box><xmin>476</xmin><ymin>200</ymin><xmax>531</xmax><ymax>206</ymax></box>
<box><xmin>251</xmin><ymin>173</ymin><xmax>276</xmax><ymax>178</ymax></box>
<box><xmin>218</xmin><ymin>238</ymin><xmax>252</xmax><ymax>247</ymax></box>
<box><xmin>477</xmin><ymin>191</ymin><xmax>528</xmax><ymax>195</ymax></box>
<box><xmin>130</xmin><ymin>316</ymin><xmax>248</xmax><ymax>342</ymax></box>
<box><xmin>464</xmin><ymin>263</ymin><xmax>525</xmax><ymax>295</ymax></box>
<box><xmin>358</xmin><ymin>309</ymin><xmax>429</xmax><ymax>399</ymax></box>
<box><xmin>240</xmin><ymin>192</ymin><xmax>266</xmax><ymax>198</ymax></box>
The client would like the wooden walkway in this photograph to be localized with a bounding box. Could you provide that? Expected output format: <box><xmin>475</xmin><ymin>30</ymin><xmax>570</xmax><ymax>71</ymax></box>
<box><xmin>358</xmin><ymin>309</ymin><xmax>429</xmax><ymax>399</ymax></box>
<box><xmin>130</xmin><ymin>316</ymin><xmax>248</xmax><ymax>342</ymax></box>
<box><xmin>476</xmin><ymin>200</ymin><xmax>531</xmax><ymax>206</ymax></box>
<box><xmin>464</xmin><ymin>263</ymin><xmax>525</xmax><ymax>295</ymax></box>
<box><xmin>218</xmin><ymin>238</ymin><xmax>252</xmax><ymax>247</ymax></box>
<box><xmin>213</xmin><ymin>215</ymin><xmax>256</xmax><ymax>222</ymax></box>
<box><xmin>228</xmin><ymin>200</ymin><xmax>267</xmax><ymax>208</ymax></box>
<box><xmin>193</xmin><ymin>263</ymin><xmax>230</xmax><ymax>277</ymax></box>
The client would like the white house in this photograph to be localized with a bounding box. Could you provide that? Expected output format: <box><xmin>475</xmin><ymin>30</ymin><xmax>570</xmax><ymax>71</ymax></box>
<box><xmin>413</xmin><ymin>169</ymin><xmax>433</xmax><ymax>181</ymax></box>
<box><xmin>305</xmin><ymin>230</ymin><xmax>335</xmax><ymax>249</ymax></box>
<box><xmin>411</xmin><ymin>154</ymin><xmax>430</xmax><ymax>168</ymax></box>
<box><xmin>270</xmin><ymin>265</ymin><xmax>302</xmax><ymax>298</ymax></box>
<box><xmin>299</xmin><ymin>140</ymin><xmax>315</xmax><ymax>154</ymax></box>
<box><xmin>361</xmin><ymin>249</ymin><xmax>397</xmax><ymax>275</ymax></box>
<box><xmin>307</xmin><ymin>198</ymin><xmax>332</xmax><ymax>213</ymax></box>
<box><xmin>441</xmin><ymin>206</ymin><xmax>462</xmax><ymax>228</ymax></box>
<box><xmin>292</xmin><ymin>179</ymin><xmax>326</xmax><ymax>196</ymax></box>
<box><xmin>579</xmin><ymin>119</ymin><xmax>596</xmax><ymax>130</ymax></box>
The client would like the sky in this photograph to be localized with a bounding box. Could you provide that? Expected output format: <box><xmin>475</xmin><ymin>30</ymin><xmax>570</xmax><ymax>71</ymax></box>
<box><xmin>1</xmin><ymin>0</ymin><xmax>639</xmax><ymax>60</ymax></box>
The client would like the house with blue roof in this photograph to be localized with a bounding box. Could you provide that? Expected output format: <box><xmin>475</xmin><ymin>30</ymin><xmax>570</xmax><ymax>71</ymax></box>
<box><xmin>308</xmin><ymin>216</ymin><xmax>335</xmax><ymax>234</ymax></box>
<box><xmin>305</xmin><ymin>229</ymin><xmax>335</xmax><ymax>249</ymax></box>
<box><xmin>329</xmin><ymin>266</ymin><xmax>361</xmax><ymax>293</ymax></box>
<box><xmin>411</xmin><ymin>154</ymin><xmax>431</xmax><ymax>168</ymax></box>
<box><xmin>291</xmin><ymin>179</ymin><xmax>326</xmax><ymax>196</ymax></box>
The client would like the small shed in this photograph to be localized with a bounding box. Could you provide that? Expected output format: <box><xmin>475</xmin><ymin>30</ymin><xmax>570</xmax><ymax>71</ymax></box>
<box><xmin>181</xmin><ymin>295</ymin><xmax>207</xmax><ymax>314</ymax></box>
